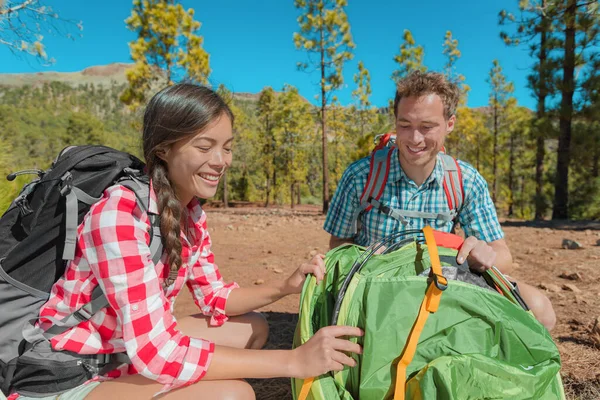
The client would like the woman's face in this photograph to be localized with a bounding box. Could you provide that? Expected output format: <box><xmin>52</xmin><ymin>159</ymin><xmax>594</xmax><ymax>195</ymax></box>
<box><xmin>162</xmin><ymin>113</ymin><xmax>233</xmax><ymax>205</ymax></box>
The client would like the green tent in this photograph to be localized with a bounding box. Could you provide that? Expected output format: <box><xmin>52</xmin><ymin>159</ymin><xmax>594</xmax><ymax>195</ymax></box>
<box><xmin>292</xmin><ymin>227</ymin><xmax>565</xmax><ymax>400</ymax></box>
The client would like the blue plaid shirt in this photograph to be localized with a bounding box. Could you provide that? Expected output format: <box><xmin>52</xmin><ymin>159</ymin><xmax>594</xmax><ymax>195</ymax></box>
<box><xmin>324</xmin><ymin>148</ymin><xmax>504</xmax><ymax>246</ymax></box>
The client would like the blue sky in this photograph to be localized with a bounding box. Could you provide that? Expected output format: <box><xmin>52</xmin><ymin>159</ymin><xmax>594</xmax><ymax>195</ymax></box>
<box><xmin>0</xmin><ymin>0</ymin><xmax>536</xmax><ymax>109</ymax></box>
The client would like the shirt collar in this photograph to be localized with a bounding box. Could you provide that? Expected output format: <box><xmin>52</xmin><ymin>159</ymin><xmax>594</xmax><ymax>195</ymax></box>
<box><xmin>148</xmin><ymin>179</ymin><xmax>204</xmax><ymax>221</ymax></box>
<box><xmin>392</xmin><ymin>150</ymin><xmax>445</xmax><ymax>187</ymax></box>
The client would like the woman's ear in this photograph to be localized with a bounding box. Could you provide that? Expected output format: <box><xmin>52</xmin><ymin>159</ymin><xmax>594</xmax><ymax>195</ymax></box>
<box><xmin>156</xmin><ymin>148</ymin><xmax>169</xmax><ymax>163</ymax></box>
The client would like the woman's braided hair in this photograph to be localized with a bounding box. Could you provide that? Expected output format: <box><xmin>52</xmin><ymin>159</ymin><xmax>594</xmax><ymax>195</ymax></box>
<box><xmin>142</xmin><ymin>84</ymin><xmax>234</xmax><ymax>284</ymax></box>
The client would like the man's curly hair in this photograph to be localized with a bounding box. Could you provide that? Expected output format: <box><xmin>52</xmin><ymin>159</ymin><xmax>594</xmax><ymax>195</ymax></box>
<box><xmin>393</xmin><ymin>71</ymin><xmax>461</xmax><ymax>119</ymax></box>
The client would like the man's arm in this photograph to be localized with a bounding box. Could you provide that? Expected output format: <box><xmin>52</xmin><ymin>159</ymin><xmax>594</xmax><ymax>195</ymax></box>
<box><xmin>489</xmin><ymin>238</ymin><xmax>513</xmax><ymax>273</ymax></box>
<box><xmin>329</xmin><ymin>235</ymin><xmax>355</xmax><ymax>250</ymax></box>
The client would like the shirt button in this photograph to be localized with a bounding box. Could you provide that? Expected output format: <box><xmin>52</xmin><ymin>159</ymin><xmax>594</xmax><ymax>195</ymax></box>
<box><xmin>132</xmin><ymin>304</ymin><xmax>139</xmax><ymax>311</ymax></box>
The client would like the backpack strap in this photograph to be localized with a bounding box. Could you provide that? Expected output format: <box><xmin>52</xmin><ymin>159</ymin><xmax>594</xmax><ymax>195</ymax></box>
<box><xmin>360</xmin><ymin>147</ymin><xmax>394</xmax><ymax>211</ymax></box>
<box><xmin>61</xmin><ymin>172</ymin><xmax>102</xmax><ymax>261</ymax></box>
<box><xmin>30</xmin><ymin>172</ymin><xmax>164</xmax><ymax>342</ymax></box>
<box><xmin>351</xmin><ymin>148</ymin><xmax>394</xmax><ymax>234</ymax></box>
<box><xmin>119</xmin><ymin>171</ymin><xmax>163</xmax><ymax>266</ymax></box>
<box><xmin>355</xmin><ymin>152</ymin><xmax>465</xmax><ymax>231</ymax></box>
<box><xmin>439</xmin><ymin>154</ymin><xmax>464</xmax><ymax>225</ymax></box>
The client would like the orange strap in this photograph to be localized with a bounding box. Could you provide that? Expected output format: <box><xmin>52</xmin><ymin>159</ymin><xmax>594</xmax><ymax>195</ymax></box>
<box><xmin>298</xmin><ymin>376</ymin><xmax>314</xmax><ymax>400</ymax></box>
<box><xmin>394</xmin><ymin>226</ymin><xmax>446</xmax><ymax>400</ymax></box>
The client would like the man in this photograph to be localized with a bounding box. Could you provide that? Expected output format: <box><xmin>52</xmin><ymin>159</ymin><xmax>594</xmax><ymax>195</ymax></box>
<box><xmin>324</xmin><ymin>71</ymin><xmax>555</xmax><ymax>330</ymax></box>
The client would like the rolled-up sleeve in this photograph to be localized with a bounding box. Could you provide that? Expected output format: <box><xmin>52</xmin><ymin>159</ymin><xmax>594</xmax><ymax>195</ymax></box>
<box><xmin>186</xmin><ymin>219</ymin><xmax>239</xmax><ymax>326</ymax></box>
<box><xmin>324</xmin><ymin>166</ymin><xmax>361</xmax><ymax>239</ymax></box>
<box><xmin>82</xmin><ymin>186</ymin><xmax>215</xmax><ymax>395</ymax></box>
<box><xmin>459</xmin><ymin>171</ymin><xmax>504</xmax><ymax>243</ymax></box>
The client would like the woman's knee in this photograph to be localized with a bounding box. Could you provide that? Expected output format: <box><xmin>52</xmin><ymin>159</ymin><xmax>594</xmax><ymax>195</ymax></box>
<box><xmin>206</xmin><ymin>380</ymin><xmax>256</xmax><ymax>400</ymax></box>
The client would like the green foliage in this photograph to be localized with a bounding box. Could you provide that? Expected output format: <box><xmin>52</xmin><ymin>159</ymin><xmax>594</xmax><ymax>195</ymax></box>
<box><xmin>0</xmin><ymin>82</ymin><xmax>140</xmax><ymax>212</ymax></box>
<box><xmin>442</xmin><ymin>31</ymin><xmax>470</xmax><ymax>104</ymax></box>
<box><xmin>391</xmin><ymin>30</ymin><xmax>426</xmax><ymax>83</ymax></box>
<box><xmin>273</xmin><ymin>85</ymin><xmax>316</xmax><ymax>207</ymax></box>
<box><xmin>294</xmin><ymin>0</ymin><xmax>356</xmax><ymax>211</ymax></box>
<box><xmin>121</xmin><ymin>0</ymin><xmax>210</xmax><ymax>111</ymax></box>
<box><xmin>293</xmin><ymin>0</ymin><xmax>355</xmax><ymax>94</ymax></box>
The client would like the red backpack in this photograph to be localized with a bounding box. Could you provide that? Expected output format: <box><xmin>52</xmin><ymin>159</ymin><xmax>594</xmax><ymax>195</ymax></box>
<box><xmin>353</xmin><ymin>133</ymin><xmax>464</xmax><ymax>231</ymax></box>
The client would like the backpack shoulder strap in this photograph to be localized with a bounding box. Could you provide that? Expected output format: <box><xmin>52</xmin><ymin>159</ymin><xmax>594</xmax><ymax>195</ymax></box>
<box><xmin>350</xmin><ymin>148</ymin><xmax>394</xmax><ymax>236</ymax></box>
<box><xmin>359</xmin><ymin>147</ymin><xmax>394</xmax><ymax>211</ymax></box>
<box><xmin>37</xmin><ymin>174</ymin><xmax>164</xmax><ymax>340</ymax></box>
<box><xmin>439</xmin><ymin>154</ymin><xmax>464</xmax><ymax>214</ymax></box>
<box><xmin>119</xmin><ymin>172</ymin><xmax>162</xmax><ymax>266</ymax></box>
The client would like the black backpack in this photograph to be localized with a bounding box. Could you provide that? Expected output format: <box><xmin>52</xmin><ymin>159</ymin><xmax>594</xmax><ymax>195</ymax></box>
<box><xmin>0</xmin><ymin>145</ymin><xmax>162</xmax><ymax>395</ymax></box>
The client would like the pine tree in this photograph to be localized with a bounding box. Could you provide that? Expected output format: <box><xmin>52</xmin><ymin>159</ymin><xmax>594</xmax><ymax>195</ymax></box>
<box><xmin>551</xmin><ymin>0</ymin><xmax>599</xmax><ymax>219</ymax></box>
<box><xmin>487</xmin><ymin>60</ymin><xmax>515</xmax><ymax>204</ymax></box>
<box><xmin>499</xmin><ymin>0</ymin><xmax>558</xmax><ymax>219</ymax></box>
<box><xmin>121</xmin><ymin>0</ymin><xmax>210</xmax><ymax>111</ymax></box>
<box><xmin>391</xmin><ymin>30</ymin><xmax>426</xmax><ymax>83</ymax></box>
<box><xmin>294</xmin><ymin>0</ymin><xmax>355</xmax><ymax>213</ymax></box>
<box><xmin>351</xmin><ymin>61</ymin><xmax>377</xmax><ymax>142</ymax></box>
<box><xmin>257</xmin><ymin>87</ymin><xmax>277</xmax><ymax>206</ymax></box>
<box><xmin>273</xmin><ymin>85</ymin><xmax>314</xmax><ymax>208</ymax></box>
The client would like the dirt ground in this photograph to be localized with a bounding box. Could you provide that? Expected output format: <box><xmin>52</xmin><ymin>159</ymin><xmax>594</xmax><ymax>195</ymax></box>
<box><xmin>173</xmin><ymin>205</ymin><xmax>600</xmax><ymax>400</ymax></box>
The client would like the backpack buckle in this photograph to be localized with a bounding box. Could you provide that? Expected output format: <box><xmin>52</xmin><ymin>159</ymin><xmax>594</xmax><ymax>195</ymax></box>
<box><xmin>59</xmin><ymin>172</ymin><xmax>73</xmax><ymax>196</ymax></box>
<box><xmin>15</xmin><ymin>195</ymin><xmax>33</xmax><ymax>216</ymax></box>
<box><xmin>431</xmin><ymin>273</ymin><xmax>448</xmax><ymax>291</ymax></box>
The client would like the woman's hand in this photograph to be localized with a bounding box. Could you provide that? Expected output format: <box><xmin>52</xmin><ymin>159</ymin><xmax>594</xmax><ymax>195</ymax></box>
<box><xmin>283</xmin><ymin>254</ymin><xmax>326</xmax><ymax>295</ymax></box>
<box><xmin>290</xmin><ymin>326</ymin><xmax>363</xmax><ymax>378</ymax></box>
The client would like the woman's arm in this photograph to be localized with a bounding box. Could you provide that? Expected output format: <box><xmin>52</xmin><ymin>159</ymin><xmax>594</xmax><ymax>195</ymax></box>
<box><xmin>224</xmin><ymin>254</ymin><xmax>326</xmax><ymax>316</ymax></box>
<box><xmin>204</xmin><ymin>325</ymin><xmax>363</xmax><ymax>380</ymax></box>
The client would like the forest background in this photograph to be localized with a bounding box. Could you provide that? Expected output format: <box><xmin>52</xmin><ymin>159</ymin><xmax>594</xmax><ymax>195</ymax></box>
<box><xmin>0</xmin><ymin>0</ymin><xmax>599</xmax><ymax>221</ymax></box>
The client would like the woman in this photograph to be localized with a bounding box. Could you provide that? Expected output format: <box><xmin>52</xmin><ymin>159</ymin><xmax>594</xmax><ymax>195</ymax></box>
<box><xmin>11</xmin><ymin>84</ymin><xmax>361</xmax><ymax>400</ymax></box>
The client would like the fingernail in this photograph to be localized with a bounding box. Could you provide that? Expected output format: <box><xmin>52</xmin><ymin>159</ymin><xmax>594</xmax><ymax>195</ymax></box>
<box><xmin>457</xmin><ymin>257</ymin><xmax>464</xmax><ymax>263</ymax></box>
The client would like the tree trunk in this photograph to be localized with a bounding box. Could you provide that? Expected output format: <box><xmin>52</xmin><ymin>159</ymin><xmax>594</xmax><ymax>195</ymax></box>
<box><xmin>593</xmin><ymin>140</ymin><xmax>599</xmax><ymax>178</ymax></box>
<box><xmin>520</xmin><ymin>176</ymin><xmax>525</xmax><ymax>217</ymax></box>
<box><xmin>223</xmin><ymin>172</ymin><xmax>228</xmax><ymax>208</ymax></box>
<box><xmin>290</xmin><ymin>182</ymin><xmax>295</xmax><ymax>209</ymax></box>
<box><xmin>264</xmin><ymin>172</ymin><xmax>271</xmax><ymax>207</ymax></box>
<box><xmin>320</xmin><ymin>16</ymin><xmax>330</xmax><ymax>214</ymax></box>
<box><xmin>492</xmin><ymin>98</ymin><xmax>498</xmax><ymax>203</ymax></box>
<box><xmin>534</xmin><ymin>0</ymin><xmax>548</xmax><ymax>220</ymax></box>
<box><xmin>508</xmin><ymin>131</ymin><xmax>515</xmax><ymax>217</ymax></box>
<box><xmin>273</xmin><ymin>169</ymin><xmax>278</xmax><ymax>205</ymax></box>
<box><xmin>476</xmin><ymin>136</ymin><xmax>480</xmax><ymax>171</ymax></box>
<box><xmin>264</xmin><ymin>117</ymin><xmax>272</xmax><ymax>208</ymax></box>
<box><xmin>297</xmin><ymin>182</ymin><xmax>301</xmax><ymax>205</ymax></box>
<box><xmin>552</xmin><ymin>0</ymin><xmax>576</xmax><ymax>220</ymax></box>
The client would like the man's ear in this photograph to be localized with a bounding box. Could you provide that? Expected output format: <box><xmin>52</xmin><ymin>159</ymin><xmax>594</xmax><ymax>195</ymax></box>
<box><xmin>446</xmin><ymin>114</ymin><xmax>456</xmax><ymax>133</ymax></box>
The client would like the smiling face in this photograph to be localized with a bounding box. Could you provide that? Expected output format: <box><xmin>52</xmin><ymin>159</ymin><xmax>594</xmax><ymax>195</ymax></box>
<box><xmin>161</xmin><ymin>113</ymin><xmax>233</xmax><ymax>205</ymax></box>
<box><xmin>395</xmin><ymin>94</ymin><xmax>455</xmax><ymax>185</ymax></box>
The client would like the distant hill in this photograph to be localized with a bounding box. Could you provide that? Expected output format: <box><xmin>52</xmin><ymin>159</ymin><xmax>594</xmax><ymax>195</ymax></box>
<box><xmin>0</xmin><ymin>63</ymin><xmax>273</xmax><ymax>103</ymax></box>
<box><xmin>0</xmin><ymin>63</ymin><xmax>131</xmax><ymax>88</ymax></box>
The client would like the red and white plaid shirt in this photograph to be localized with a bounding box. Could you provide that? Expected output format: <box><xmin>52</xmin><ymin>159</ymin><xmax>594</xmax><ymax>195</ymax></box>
<box><xmin>37</xmin><ymin>183</ymin><xmax>238</xmax><ymax>395</ymax></box>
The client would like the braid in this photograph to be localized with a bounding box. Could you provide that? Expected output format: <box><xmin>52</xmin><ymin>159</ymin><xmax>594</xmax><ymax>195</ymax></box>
<box><xmin>150</xmin><ymin>160</ymin><xmax>182</xmax><ymax>286</ymax></box>
<box><xmin>141</xmin><ymin>83</ymin><xmax>235</xmax><ymax>286</ymax></box>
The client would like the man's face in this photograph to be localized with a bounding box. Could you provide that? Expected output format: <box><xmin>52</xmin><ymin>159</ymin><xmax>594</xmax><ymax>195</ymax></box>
<box><xmin>395</xmin><ymin>94</ymin><xmax>455</xmax><ymax>175</ymax></box>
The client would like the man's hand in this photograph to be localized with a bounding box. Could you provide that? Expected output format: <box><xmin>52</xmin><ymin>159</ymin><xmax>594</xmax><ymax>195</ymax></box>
<box><xmin>456</xmin><ymin>236</ymin><xmax>497</xmax><ymax>273</ymax></box>
<box><xmin>283</xmin><ymin>254</ymin><xmax>326</xmax><ymax>294</ymax></box>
